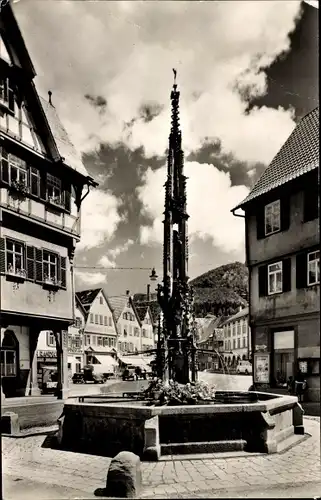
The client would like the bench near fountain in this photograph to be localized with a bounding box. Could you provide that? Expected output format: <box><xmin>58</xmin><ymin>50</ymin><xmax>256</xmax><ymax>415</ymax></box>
<box><xmin>57</xmin><ymin>390</ymin><xmax>305</xmax><ymax>461</ymax></box>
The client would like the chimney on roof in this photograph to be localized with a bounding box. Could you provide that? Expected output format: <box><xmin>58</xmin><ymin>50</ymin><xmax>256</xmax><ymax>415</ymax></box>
<box><xmin>48</xmin><ymin>90</ymin><xmax>53</xmax><ymax>106</ymax></box>
<box><xmin>147</xmin><ymin>284</ymin><xmax>150</xmax><ymax>302</ymax></box>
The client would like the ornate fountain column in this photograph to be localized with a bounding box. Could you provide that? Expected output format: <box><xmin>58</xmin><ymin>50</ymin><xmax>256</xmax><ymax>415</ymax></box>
<box><xmin>157</xmin><ymin>70</ymin><xmax>197</xmax><ymax>385</ymax></box>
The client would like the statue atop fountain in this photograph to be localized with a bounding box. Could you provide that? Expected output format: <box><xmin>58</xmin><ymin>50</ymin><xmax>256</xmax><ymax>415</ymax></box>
<box><xmin>156</xmin><ymin>70</ymin><xmax>197</xmax><ymax>385</ymax></box>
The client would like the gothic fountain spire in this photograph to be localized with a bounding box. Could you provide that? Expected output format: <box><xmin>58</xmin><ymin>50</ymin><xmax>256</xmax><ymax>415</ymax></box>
<box><xmin>157</xmin><ymin>69</ymin><xmax>196</xmax><ymax>385</ymax></box>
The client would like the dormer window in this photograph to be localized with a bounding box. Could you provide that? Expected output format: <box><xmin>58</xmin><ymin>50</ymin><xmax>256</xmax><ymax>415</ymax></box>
<box><xmin>46</xmin><ymin>173</ymin><xmax>63</xmax><ymax>207</ymax></box>
<box><xmin>264</xmin><ymin>200</ymin><xmax>280</xmax><ymax>236</ymax></box>
<box><xmin>0</xmin><ymin>77</ymin><xmax>14</xmax><ymax>114</ymax></box>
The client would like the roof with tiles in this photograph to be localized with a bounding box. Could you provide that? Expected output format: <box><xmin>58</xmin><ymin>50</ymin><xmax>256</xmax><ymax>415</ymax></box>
<box><xmin>76</xmin><ymin>288</ymin><xmax>101</xmax><ymax>312</ymax></box>
<box><xmin>234</xmin><ymin>107</ymin><xmax>319</xmax><ymax>210</ymax></box>
<box><xmin>134</xmin><ymin>305</ymin><xmax>149</xmax><ymax>322</ymax></box>
<box><xmin>108</xmin><ymin>295</ymin><xmax>133</xmax><ymax>323</ymax></box>
<box><xmin>133</xmin><ymin>300</ymin><xmax>162</xmax><ymax>325</ymax></box>
<box><xmin>39</xmin><ymin>96</ymin><xmax>90</xmax><ymax>178</ymax></box>
<box><xmin>220</xmin><ymin>306</ymin><xmax>249</xmax><ymax>326</ymax></box>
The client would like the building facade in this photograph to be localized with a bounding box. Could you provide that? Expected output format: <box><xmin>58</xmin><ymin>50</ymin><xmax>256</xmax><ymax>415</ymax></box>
<box><xmin>0</xmin><ymin>5</ymin><xmax>95</xmax><ymax>399</ymax></box>
<box><xmin>195</xmin><ymin>316</ymin><xmax>224</xmax><ymax>371</ymax></box>
<box><xmin>221</xmin><ymin>307</ymin><xmax>251</xmax><ymax>367</ymax></box>
<box><xmin>76</xmin><ymin>288</ymin><xmax>118</xmax><ymax>374</ymax></box>
<box><xmin>233</xmin><ymin>108</ymin><xmax>320</xmax><ymax>402</ymax></box>
<box><xmin>135</xmin><ymin>305</ymin><xmax>155</xmax><ymax>353</ymax></box>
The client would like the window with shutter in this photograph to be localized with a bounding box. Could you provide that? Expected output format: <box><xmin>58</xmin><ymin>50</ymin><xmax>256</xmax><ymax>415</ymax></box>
<box><xmin>268</xmin><ymin>261</ymin><xmax>283</xmax><ymax>295</ymax></box>
<box><xmin>0</xmin><ymin>147</ymin><xmax>9</xmax><ymax>184</ymax></box>
<box><xmin>296</xmin><ymin>252</ymin><xmax>308</xmax><ymax>289</ymax></box>
<box><xmin>26</xmin><ymin>246</ymin><xmax>35</xmax><ymax>280</ymax></box>
<box><xmin>282</xmin><ymin>258</ymin><xmax>292</xmax><ymax>292</ymax></box>
<box><xmin>264</xmin><ymin>200</ymin><xmax>281</xmax><ymax>236</ymax></box>
<box><xmin>258</xmin><ymin>265</ymin><xmax>268</xmax><ymax>297</ymax></box>
<box><xmin>35</xmin><ymin>248</ymin><xmax>43</xmax><ymax>282</ymax></box>
<box><xmin>0</xmin><ymin>237</ymin><xmax>5</xmax><ymax>273</ymax></box>
<box><xmin>60</xmin><ymin>256</ymin><xmax>66</xmax><ymax>289</ymax></box>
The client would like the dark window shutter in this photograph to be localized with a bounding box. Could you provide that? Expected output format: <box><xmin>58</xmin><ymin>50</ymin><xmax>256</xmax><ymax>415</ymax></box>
<box><xmin>258</xmin><ymin>265</ymin><xmax>267</xmax><ymax>297</ymax></box>
<box><xmin>64</xmin><ymin>187</ymin><xmax>71</xmax><ymax>212</ymax></box>
<box><xmin>1</xmin><ymin>151</ymin><xmax>9</xmax><ymax>184</ymax></box>
<box><xmin>0</xmin><ymin>237</ymin><xmax>5</xmax><ymax>273</ymax></box>
<box><xmin>282</xmin><ymin>258</ymin><xmax>292</xmax><ymax>292</ymax></box>
<box><xmin>296</xmin><ymin>252</ymin><xmax>308</xmax><ymax>289</ymax></box>
<box><xmin>280</xmin><ymin>196</ymin><xmax>290</xmax><ymax>232</ymax></box>
<box><xmin>40</xmin><ymin>173</ymin><xmax>46</xmax><ymax>200</ymax></box>
<box><xmin>26</xmin><ymin>246</ymin><xmax>35</xmax><ymax>280</ymax></box>
<box><xmin>303</xmin><ymin>185</ymin><xmax>319</xmax><ymax>222</ymax></box>
<box><xmin>35</xmin><ymin>248</ymin><xmax>43</xmax><ymax>282</ymax></box>
<box><xmin>256</xmin><ymin>206</ymin><xmax>265</xmax><ymax>239</ymax></box>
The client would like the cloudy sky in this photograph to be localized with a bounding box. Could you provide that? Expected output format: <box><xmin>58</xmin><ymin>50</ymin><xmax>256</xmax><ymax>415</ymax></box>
<box><xmin>13</xmin><ymin>0</ymin><xmax>318</xmax><ymax>297</ymax></box>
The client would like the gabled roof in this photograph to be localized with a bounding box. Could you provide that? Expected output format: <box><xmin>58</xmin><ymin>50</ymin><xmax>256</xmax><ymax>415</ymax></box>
<box><xmin>109</xmin><ymin>295</ymin><xmax>141</xmax><ymax>325</ymax></box>
<box><xmin>39</xmin><ymin>96</ymin><xmax>90</xmax><ymax>178</ymax></box>
<box><xmin>133</xmin><ymin>300</ymin><xmax>161</xmax><ymax>325</ymax></box>
<box><xmin>76</xmin><ymin>288</ymin><xmax>101</xmax><ymax>312</ymax></box>
<box><xmin>135</xmin><ymin>305</ymin><xmax>149</xmax><ymax>322</ymax></box>
<box><xmin>234</xmin><ymin>107</ymin><xmax>319</xmax><ymax>210</ymax></box>
<box><xmin>75</xmin><ymin>294</ymin><xmax>87</xmax><ymax>317</ymax></box>
<box><xmin>1</xmin><ymin>4</ymin><xmax>95</xmax><ymax>184</ymax></box>
<box><xmin>0</xmin><ymin>4</ymin><xmax>36</xmax><ymax>77</ymax></box>
<box><xmin>220</xmin><ymin>306</ymin><xmax>249</xmax><ymax>326</ymax></box>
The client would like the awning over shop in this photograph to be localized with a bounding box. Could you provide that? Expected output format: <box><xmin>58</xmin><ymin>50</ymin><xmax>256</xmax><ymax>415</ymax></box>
<box><xmin>92</xmin><ymin>355</ymin><xmax>118</xmax><ymax>373</ymax></box>
<box><xmin>118</xmin><ymin>356</ymin><xmax>151</xmax><ymax>369</ymax></box>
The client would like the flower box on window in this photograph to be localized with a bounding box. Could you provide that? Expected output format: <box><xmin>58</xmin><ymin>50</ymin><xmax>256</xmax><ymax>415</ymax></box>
<box><xmin>46</xmin><ymin>195</ymin><xmax>64</xmax><ymax>210</ymax></box>
<box><xmin>43</xmin><ymin>274</ymin><xmax>61</xmax><ymax>290</ymax></box>
<box><xmin>8</xmin><ymin>180</ymin><xmax>29</xmax><ymax>200</ymax></box>
<box><xmin>6</xmin><ymin>265</ymin><xmax>27</xmax><ymax>283</ymax></box>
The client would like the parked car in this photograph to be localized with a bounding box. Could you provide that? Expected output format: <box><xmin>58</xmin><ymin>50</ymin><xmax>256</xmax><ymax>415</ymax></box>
<box><xmin>122</xmin><ymin>365</ymin><xmax>137</xmax><ymax>381</ymax></box>
<box><xmin>72</xmin><ymin>372</ymin><xmax>85</xmax><ymax>384</ymax></box>
<box><xmin>83</xmin><ymin>365</ymin><xmax>106</xmax><ymax>384</ymax></box>
<box><xmin>236</xmin><ymin>361</ymin><xmax>252</xmax><ymax>375</ymax></box>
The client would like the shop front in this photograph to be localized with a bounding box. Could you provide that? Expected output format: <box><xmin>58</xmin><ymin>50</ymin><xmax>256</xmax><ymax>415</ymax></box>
<box><xmin>252</xmin><ymin>320</ymin><xmax>320</xmax><ymax>402</ymax></box>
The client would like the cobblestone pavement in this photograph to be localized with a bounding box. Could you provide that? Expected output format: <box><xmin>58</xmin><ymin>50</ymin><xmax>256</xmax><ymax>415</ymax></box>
<box><xmin>2</xmin><ymin>417</ymin><xmax>320</xmax><ymax>499</ymax></box>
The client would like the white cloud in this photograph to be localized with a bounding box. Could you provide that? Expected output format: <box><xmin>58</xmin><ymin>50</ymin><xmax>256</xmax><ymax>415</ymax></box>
<box><xmin>108</xmin><ymin>239</ymin><xmax>135</xmax><ymax>259</ymax></box>
<box><xmin>15</xmin><ymin>1</ymin><xmax>301</xmax><ymax>166</ymax></box>
<box><xmin>76</xmin><ymin>271</ymin><xmax>106</xmax><ymax>286</ymax></box>
<box><xmin>98</xmin><ymin>255</ymin><xmax>117</xmax><ymax>268</ymax></box>
<box><xmin>138</xmin><ymin>162</ymin><xmax>249</xmax><ymax>253</ymax></box>
<box><xmin>76</xmin><ymin>189</ymin><xmax>122</xmax><ymax>252</ymax></box>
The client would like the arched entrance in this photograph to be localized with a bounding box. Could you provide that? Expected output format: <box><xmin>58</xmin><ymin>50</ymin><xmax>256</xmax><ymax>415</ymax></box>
<box><xmin>1</xmin><ymin>330</ymin><xmax>19</xmax><ymax>397</ymax></box>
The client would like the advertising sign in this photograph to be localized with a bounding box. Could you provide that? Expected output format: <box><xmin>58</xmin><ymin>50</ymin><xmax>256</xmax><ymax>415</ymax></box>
<box><xmin>254</xmin><ymin>353</ymin><xmax>270</xmax><ymax>383</ymax></box>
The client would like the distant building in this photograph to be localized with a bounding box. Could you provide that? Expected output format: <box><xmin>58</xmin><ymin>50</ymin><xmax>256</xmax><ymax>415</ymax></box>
<box><xmin>109</xmin><ymin>291</ymin><xmax>151</xmax><ymax>371</ymax></box>
<box><xmin>195</xmin><ymin>316</ymin><xmax>224</xmax><ymax>371</ymax></box>
<box><xmin>76</xmin><ymin>288</ymin><xmax>118</xmax><ymax>375</ymax></box>
<box><xmin>221</xmin><ymin>307</ymin><xmax>251</xmax><ymax>367</ymax></box>
<box><xmin>134</xmin><ymin>305</ymin><xmax>155</xmax><ymax>353</ymax></box>
<box><xmin>232</xmin><ymin>107</ymin><xmax>319</xmax><ymax>402</ymax></box>
<box><xmin>67</xmin><ymin>296</ymin><xmax>86</xmax><ymax>375</ymax></box>
<box><xmin>0</xmin><ymin>5</ymin><xmax>96</xmax><ymax>400</ymax></box>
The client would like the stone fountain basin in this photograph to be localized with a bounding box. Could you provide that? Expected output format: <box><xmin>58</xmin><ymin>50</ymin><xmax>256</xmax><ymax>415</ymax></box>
<box><xmin>58</xmin><ymin>391</ymin><xmax>304</xmax><ymax>461</ymax></box>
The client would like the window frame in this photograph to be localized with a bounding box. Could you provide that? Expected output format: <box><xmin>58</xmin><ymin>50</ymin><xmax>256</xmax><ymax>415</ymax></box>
<box><xmin>46</xmin><ymin>173</ymin><xmax>63</xmax><ymax>207</ymax></box>
<box><xmin>267</xmin><ymin>261</ymin><xmax>283</xmax><ymax>295</ymax></box>
<box><xmin>5</xmin><ymin>238</ymin><xmax>26</xmax><ymax>278</ymax></box>
<box><xmin>42</xmin><ymin>249</ymin><xmax>59</xmax><ymax>285</ymax></box>
<box><xmin>264</xmin><ymin>200</ymin><xmax>281</xmax><ymax>236</ymax></box>
<box><xmin>0</xmin><ymin>77</ymin><xmax>14</xmax><ymax>114</ymax></box>
<box><xmin>307</xmin><ymin>251</ymin><xmax>320</xmax><ymax>286</ymax></box>
<box><xmin>47</xmin><ymin>332</ymin><xmax>55</xmax><ymax>347</ymax></box>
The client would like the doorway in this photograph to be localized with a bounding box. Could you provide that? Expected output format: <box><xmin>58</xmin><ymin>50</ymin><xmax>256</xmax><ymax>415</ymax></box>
<box><xmin>273</xmin><ymin>330</ymin><xmax>295</xmax><ymax>387</ymax></box>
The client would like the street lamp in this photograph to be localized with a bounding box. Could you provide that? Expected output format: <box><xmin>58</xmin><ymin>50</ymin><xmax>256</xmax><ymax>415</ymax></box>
<box><xmin>149</xmin><ymin>268</ymin><xmax>158</xmax><ymax>282</ymax></box>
